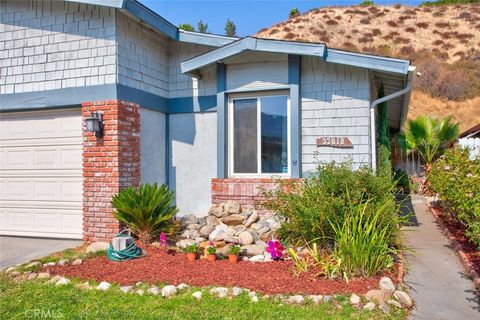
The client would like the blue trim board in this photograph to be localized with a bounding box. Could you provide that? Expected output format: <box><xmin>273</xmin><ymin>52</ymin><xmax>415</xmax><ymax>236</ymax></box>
<box><xmin>288</xmin><ymin>55</ymin><xmax>301</xmax><ymax>178</ymax></box>
<box><xmin>0</xmin><ymin>84</ymin><xmax>118</xmax><ymax>112</ymax></box>
<box><xmin>216</xmin><ymin>63</ymin><xmax>227</xmax><ymax>179</ymax></box>
<box><xmin>1</xmin><ymin>84</ymin><xmax>216</xmax><ymax>114</ymax></box>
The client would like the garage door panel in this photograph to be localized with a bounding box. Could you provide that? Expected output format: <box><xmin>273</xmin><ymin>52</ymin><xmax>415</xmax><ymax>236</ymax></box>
<box><xmin>0</xmin><ymin>109</ymin><xmax>82</xmax><ymax>239</ymax></box>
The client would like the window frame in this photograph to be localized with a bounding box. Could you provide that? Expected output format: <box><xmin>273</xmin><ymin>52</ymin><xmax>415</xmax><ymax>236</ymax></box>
<box><xmin>227</xmin><ymin>91</ymin><xmax>291</xmax><ymax>178</ymax></box>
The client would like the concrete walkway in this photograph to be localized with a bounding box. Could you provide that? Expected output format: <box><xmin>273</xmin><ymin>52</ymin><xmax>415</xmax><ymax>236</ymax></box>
<box><xmin>403</xmin><ymin>195</ymin><xmax>480</xmax><ymax>320</ymax></box>
<box><xmin>0</xmin><ymin>236</ymin><xmax>82</xmax><ymax>270</ymax></box>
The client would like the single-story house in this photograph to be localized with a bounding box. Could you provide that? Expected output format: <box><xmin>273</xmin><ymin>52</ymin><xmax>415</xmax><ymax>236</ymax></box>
<box><xmin>0</xmin><ymin>0</ymin><xmax>415</xmax><ymax>242</ymax></box>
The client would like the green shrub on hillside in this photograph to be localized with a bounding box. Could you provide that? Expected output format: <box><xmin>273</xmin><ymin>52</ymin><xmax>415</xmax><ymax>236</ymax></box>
<box><xmin>428</xmin><ymin>148</ymin><xmax>480</xmax><ymax>247</ymax></box>
<box><xmin>421</xmin><ymin>0</ymin><xmax>480</xmax><ymax>6</ymax></box>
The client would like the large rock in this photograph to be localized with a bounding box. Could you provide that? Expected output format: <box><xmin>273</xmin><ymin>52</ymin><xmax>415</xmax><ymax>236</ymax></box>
<box><xmin>286</xmin><ymin>295</ymin><xmax>305</xmax><ymax>304</ymax></box>
<box><xmin>378</xmin><ymin>277</ymin><xmax>396</xmax><ymax>293</ymax></box>
<box><xmin>162</xmin><ymin>285</ymin><xmax>177</xmax><ymax>298</ymax></box>
<box><xmin>209</xmin><ymin>287</ymin><xmax>229</xmax><ymax>298</ymax></box>
<box><xmin>224</xmin><ymin>236</ymin><xmax>239</xmax><ymax>244</ymax></box>
<box><xmin>241</xmin><ymin>244</ymin><xmax>265</xmax><ymax>257</ymax></box>
<box><xmin>181</xmin><ymin>214</ymin><xmax>199</xmax><ymax>226</ymax></box>
<box><xmin>233</xmin><ymin>225</ymin><xmax>246</xmax><ymax>235</ymax></box>
<box><xmin>256</xmin><ymin>227</ymin><xmax>270</xmax><ymax>235</ymax></box>
<box><xmin>349</xmin><ymin>294</ymin><xmax>361</xmax><ymax>305</ymax></box>
<box><xmin>224</xmin><ymin>201</ymin><xmax>241</xmax><ymax>215</ymax></box>
<box><xmin>176</xmin><ymin>239</ymin><xmax>195</xmax><ymax>249</ymax></box>
<box><xmin>393</xmin><ymin>290</ymin><xmax>413</xmax><ymax>308</ymax></box>
<box><xmin>244</xmin><ymin>210</ymin><xmax>259</xmax><ymax>227</ymax></box>
<box><xmin>238</xmin><ymin>231</ymin><xmax>254</xmax><ymax>245</ymax></box>
<box><xmin>264</xmin><ymin>217</ymin><xmax>281</xmax><ymax>231</ymax></box>
<box><xmin>365</xmin><ymin>289</ymin><xmax>391</xmax><ymax>304</ymax></box>
<box><xmin>221</xmin><ymin>214</ymin><xmax>245</xmax><ymax>226</ymax></box>
<box><xmin>208</xmin><ymin>204</ymin><xmax>224</xmax><ymax>218</ymax></box>
<box><xmin>208</xmin><ymin>229</ymin><xmax>226</xmax><ymax>241</ymax></box>
<box><xmin>199</xmin><ymin>225</ymin><xmax>215</xmax><ymax>238</ymax></box>
<box><xmin>206</xmin><ymin>216</ymin><xmax>218</xmax><ymax>225</ymax></box>
<box><xmin>86</xmin><ymin>242</ymin><xmax>109</xmax><ymax>253</ymax></box>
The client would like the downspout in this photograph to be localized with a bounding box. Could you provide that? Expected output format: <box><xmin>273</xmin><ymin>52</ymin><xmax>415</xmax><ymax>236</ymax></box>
<box><xmin>370</xmin><ymin>76</ymin><xmax>413</xmax><ymax>171</ymax></box>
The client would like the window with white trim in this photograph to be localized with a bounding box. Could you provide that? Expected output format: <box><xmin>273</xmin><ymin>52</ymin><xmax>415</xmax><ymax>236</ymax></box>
<box><xmin>228</xmin><ymin>94</ymin><xmax>290</xmax><ymax>177</ymax></box>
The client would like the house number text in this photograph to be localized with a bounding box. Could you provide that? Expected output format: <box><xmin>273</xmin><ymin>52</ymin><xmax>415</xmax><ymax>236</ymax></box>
<box><xmin>316</xmin><ymin>137</ymin><xmax>353</xmax><ymax>148</ymax></box>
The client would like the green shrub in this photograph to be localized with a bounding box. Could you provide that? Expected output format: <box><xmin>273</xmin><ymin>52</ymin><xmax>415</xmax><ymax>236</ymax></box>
<box><xmin>329</xmin><ymin>196</ymin><xmax>397</xmax><ymax>277</ymax></box>
<box><xmin>262</xmin><ymin>162</ymin><xmax>401</xmax><ymax>248</ymax></box>
<box><xmin>111</xmin><ymin>183</ymin><xmax>178</xmax><ymax>244</ymax></box>
<box><xmin>428</xmin><ymin>148</ymin><xmax>480</xmax><ymax>247</ymax></box>
<box><xmin>394</xmin><ymin>168</ymin><xmax>411</xmax><ymax>194</ymax></box>
<box><xmin>359</xmin><ymin>0</ymin><xmax>375</xmax><ymax>6</ymax></box>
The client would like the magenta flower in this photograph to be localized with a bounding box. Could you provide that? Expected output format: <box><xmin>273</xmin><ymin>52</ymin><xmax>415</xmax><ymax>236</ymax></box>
<box><xmin>160</xmin><ymin>232</ymin><xmax>167</xmax><ymax>247</ymax></box>
<box><xmin>266</xmin><ymin>240</ymin><xmax>284</xmax><ymax>260</ymax></box>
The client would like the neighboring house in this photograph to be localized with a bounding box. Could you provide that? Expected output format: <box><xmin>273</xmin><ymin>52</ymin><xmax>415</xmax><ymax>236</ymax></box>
<box><xmin>0</xmin><ymin>0</ymin><xmax>415</xmax><ymax>242</ymax></box>
<box><xmin>458</xmin><ymin>123</ymin><xmax>480</xmax><ymax>159</ymax></box>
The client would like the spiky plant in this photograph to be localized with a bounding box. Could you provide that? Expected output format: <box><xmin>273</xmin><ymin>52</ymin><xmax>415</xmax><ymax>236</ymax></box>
<box><xmin>398</xmin><ymin>115</ymin><xmax>460</xmax><ymax>171</ymax></box>
<box><xmin>111</xmin><ymin>183</ymin><xmax>178</xmax><ymax>244</ymax></box>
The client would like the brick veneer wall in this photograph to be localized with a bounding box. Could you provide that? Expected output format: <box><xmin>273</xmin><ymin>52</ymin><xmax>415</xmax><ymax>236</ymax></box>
<box><xmin>211</xmin><ymin>178</ymin><xmax>302</xmax><ymax>213</ymax></box>
<box><xmin>82</xmin><ymin>100</ymin><xmax>140</xmax><ymax>242</ymax></box>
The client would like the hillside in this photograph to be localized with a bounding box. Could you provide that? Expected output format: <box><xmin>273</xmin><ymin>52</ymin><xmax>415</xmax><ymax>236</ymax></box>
<box><xmin>256</xmin><ymin>4</ymin><xmax>480</xmax><ymax>131</ymax></box>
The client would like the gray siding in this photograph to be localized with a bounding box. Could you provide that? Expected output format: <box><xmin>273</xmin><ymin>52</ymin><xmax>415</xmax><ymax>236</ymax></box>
<box><xmin>226</xmin><ymin>53</ymin><xmax>288</xmax><ymax>91</ymax></box>
<box><xmin>168</xmin><ymin>42</ymin><xmax>216</xmax><ymax>98</ymax></box>
<box><xmin>169</xmin><ymin>112</ymin><xmax>217</xmax><ymax>216</ymax></box>
<box><xmin>116</xmin><ymin>12</ymin><xmax>169</xmax><ymax>98</ymax></box>
<box><xmin>140</xmin><ymin>108</ymin><xmax>167</xmax><ymax>185</ymax></box>
<box><xmin>0</xmin><ymin>0</ymin><xmax>117</xmax><ymax>94</ymax></box>
<box><xmin>301</xmin><ymin>56</ymin><xmax>371</xmax><ymax>173</ymax></box>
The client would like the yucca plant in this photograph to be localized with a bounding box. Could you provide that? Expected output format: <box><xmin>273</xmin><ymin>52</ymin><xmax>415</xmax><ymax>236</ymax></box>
<box><xmin>111</xmin><ymin>183</ymin><xmax>178</xmax><ymax>244</ymax></box>
<box><xmin>397</xmin><ymin>115</ymin><xmax>460</xmax><ymax>172</ymax></box>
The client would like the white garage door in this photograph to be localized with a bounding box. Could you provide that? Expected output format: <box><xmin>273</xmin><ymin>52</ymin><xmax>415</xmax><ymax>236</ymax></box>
<box><xmin>0</xmin><ymin>109</ymin><xmax>83</xmax><ymax>239</ymax></box>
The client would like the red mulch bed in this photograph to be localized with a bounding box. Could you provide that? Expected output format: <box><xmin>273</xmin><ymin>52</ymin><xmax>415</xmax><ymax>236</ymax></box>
<box><xmin>434</xmin><ymin>209</ymin><xmax>480</xmax><ymax>276</ymax></box>
<box><xmin>45</xmin><ymin>247</ymin><xmax>394</xmax><ymax>295</ymax></box>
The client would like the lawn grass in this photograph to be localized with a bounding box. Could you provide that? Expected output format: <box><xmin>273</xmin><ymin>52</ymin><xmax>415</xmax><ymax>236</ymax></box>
<box><xmin>0</xmin><ymin>274</ymin><xmax>406</xmax><ymax>320</ymax></box>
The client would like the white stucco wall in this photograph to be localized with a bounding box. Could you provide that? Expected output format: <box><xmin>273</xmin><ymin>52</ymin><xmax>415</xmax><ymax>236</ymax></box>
<box><xmin>301</xmin><ymin>56</ymin><xmax>371</xmax><ymax>172</ymax></box>
<box><xmin>169</xmin><ymin>112</ymin><xmax>217</xmax><ymax>216</ymax></box>
<box><xmin>0</xmin><ymin>0</ymin><xmax>117</xmax><ymax>94</ymax></box>
<box><xmin>140</xmin><ymin>108</ymin><xmax>167</xmax><ymax>185</ymax></box>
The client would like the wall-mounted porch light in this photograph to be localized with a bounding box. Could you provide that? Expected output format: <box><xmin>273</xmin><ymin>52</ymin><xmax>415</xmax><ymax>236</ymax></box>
<box><xmin>86</xmin><ymin>111</ymin><xmax>103</xmax><ymax>138</ymax></box>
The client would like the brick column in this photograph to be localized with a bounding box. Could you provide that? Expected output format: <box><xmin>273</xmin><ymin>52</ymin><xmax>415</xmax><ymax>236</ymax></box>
<box><xmin>82</xmin><ymin>100</ymin><xmax>140</xmax><ymax>242</ymax></box>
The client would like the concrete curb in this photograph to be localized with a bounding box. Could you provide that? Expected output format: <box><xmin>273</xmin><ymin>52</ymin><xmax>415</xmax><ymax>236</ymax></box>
<box><xmin>429</xmin><ymin>207</ymin><xmax>480</xmax><ymax>290</ymax></box>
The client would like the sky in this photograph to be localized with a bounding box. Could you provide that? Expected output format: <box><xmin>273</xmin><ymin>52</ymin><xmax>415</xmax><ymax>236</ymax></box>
<box><xmin>140</xmin><ymin>0</ymin><xmax>424</xmax><ymax>37</ymax></box>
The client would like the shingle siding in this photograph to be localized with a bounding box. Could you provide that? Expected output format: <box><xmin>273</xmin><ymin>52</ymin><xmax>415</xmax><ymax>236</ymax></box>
<box><xmin>168</xmin><ymin>42</ymin><xmax>216</xmax><ymax>98</ymax></box>
<box><xmin>116</xmin><ymin>11</ymin><xmax>169</xmax><ymax>98</ymax></box>
<box><xmin>0</xmin><ymin>0</ymin><xmax>117</xmax><ymax>94</ymax></box>
<box><xmin>301</xmin><ymin>56</ymin><xmax>371</xmax><ymax>173</ymax></box>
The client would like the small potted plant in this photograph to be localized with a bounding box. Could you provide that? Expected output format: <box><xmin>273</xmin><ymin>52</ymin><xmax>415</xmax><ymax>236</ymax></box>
<box><xmin>228</xmin><ymin>244</ymin><xmax>241</xmax><ymax>264</ymax></box>
<box><xmin>184</xmin><ymin>243</ymin><xmax>199</xmax><ymax>261</ymax></box>
<box><xmin>206</xmin><ymin>242</ymin><xmax>217</xmax><ymax>262</ymax></box>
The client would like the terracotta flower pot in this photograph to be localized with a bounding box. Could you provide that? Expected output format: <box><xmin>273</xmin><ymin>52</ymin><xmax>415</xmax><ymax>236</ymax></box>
<box><xmin>207</xmin><ymin>254</ymin><xmax>217</xmax><ymax>262</ymax></box>
<box><xmin>186</xmin><ymin>252</ymin><xmax>197</xmax><ymax>261</ymax></box>
<box><xmin>228</xmin><ymin>254</ymin><xmax>239</xmax><ymax>264</ymax></box>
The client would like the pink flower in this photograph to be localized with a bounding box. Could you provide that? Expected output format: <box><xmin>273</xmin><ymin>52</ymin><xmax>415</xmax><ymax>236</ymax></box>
<box><xmin>444</xmin><ymin>165</ymin><xmax>450</xmax><ymax>171</ymax></box>
<box><xmin>266</xmin><ymin>240</ymin><xmax>284</xmax><ymax>260</ymax></box>
<box><xmin>159</xmin><ymin>232</ymin><xmax>167</xmax><ymax>246</ymax></box>
<box><xmin>467</xmin><ymin>173</ymin><xmax>473</xmax><ymax>177</ymax></box>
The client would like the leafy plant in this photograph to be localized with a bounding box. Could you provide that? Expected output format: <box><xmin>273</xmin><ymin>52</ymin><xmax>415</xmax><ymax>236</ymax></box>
<box><xmin>394</xmin><ymin>169</ymin><xmax>411</xmax><ymax>194</ymax></box>
<box><xmin>288</xmin><ymin>248</ymin><xmax>309</xmax><ymax>275</ymax></box>
<box><xmin>397</xmin><ymin>115</ymin><xmax>460</xmax><ymax>171</ymax></box>
<box><xmin>179</xmin><ymin>23</ymin><xmax>194</xmax><ymax>32</ymax></box>
<box><xmin>229</xmin><ymin>244</ymin><xmax>241</xmax><ymax>255</ymax></box>
<box><xmin>111</xmin><ymin>183</ymin><xmax>178</xmax><ymax>244</ymax></box>
<box><xmin>328</xmin><ymin>195</ymin><xmax>398</xmax><ymax>277</ymax></box>
<box><xmin>224</xmin><ymin>19</ymin><xmax>237</xmax><ymax>37</ymax></box>
<box><xmin>206</xmin><ymin>242</ymin><xmax>217</xmax><ymax>255</ymax></box>
<box><xmin>261</xmin><ymin>162</ymin><xmax>399</xmax><ymax>247</ymax></box>
<box><xmin>289</xmin><ymin>8</ymin><xmax>300</xmax><ymax>19</ymax></box>
<box><xmin>429</xmin><ymin>148</ymin><xmax>480</xmax><ymax>247</ymax></box>
<box><xmin>183</xmin><ymin>243</ymin><xmax>199</xmax><ymax>253</ymax></box>
<box><xmin>359</xmin><ymin>0</ymin><xmax>375</xmax><ymax>6</ymax></box>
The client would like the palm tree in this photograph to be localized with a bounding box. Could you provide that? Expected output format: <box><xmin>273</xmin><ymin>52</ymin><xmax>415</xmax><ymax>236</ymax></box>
<box><xmin>397</xmin><ymin>115</ymin><xmax>459</xmax><ymax>172</ymax></box>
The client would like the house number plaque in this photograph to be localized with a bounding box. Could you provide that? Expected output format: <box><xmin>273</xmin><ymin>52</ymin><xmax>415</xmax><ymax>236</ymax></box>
<box><xmin>316</xmin><ymin>137</ymin><xmax>353</xmax><ymax>148</ymax></box>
